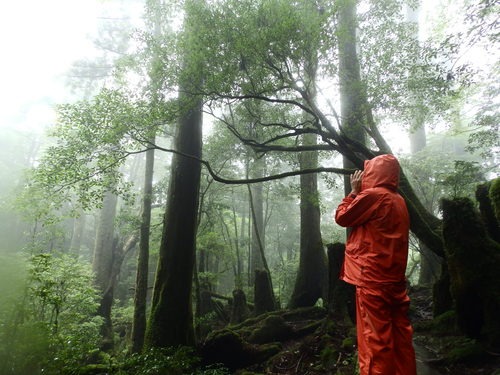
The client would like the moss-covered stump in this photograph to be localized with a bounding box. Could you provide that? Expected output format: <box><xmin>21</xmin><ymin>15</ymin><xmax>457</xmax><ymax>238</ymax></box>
<box><xmin>200</xmin><ymin>306</ymin><xmax>328</xmax><ymax>372</ymax></box>
<box><xmin>476</xmin><ymin>181</ymin><xmax>500</xmax><ymax>243</ymax></box>
<box><xmin>441</xmin><ymin>197</ymin><xmax>500</xmax><ymax>347</ymax></box>
<box><xmin>200</xmin><ymin>328</ymin><xmax>281</xmax><ymax>371</ymax></box>
<box><xmin>489</xmin><ymin>177</ymin><xmax>500</xmax><ymax>224</ymax></box>
<box><xmin>326</xmin><ymin>243</ymin><xmax>356</xmax><ymax>323</ymax></box>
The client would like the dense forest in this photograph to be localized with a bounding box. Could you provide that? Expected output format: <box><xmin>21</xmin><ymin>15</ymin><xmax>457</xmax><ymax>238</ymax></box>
<box><xmin>0</xmin><ymin>0</ymin><xmax>498</xmax><ymax>374</ymax></box>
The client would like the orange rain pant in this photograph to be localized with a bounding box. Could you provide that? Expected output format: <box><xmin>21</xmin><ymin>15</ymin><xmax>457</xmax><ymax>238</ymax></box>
<box><xmin>356</xmin><ymin>283</ymin><xmax>417</xmax><ymax>375</ymax></box>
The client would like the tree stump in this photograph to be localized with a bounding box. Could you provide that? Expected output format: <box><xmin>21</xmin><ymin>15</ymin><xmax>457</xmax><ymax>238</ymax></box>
<box><xmin>230</xmin><ymin>288</ymin><xmax>250</xmax><ymax>324</ymax></box>
<box><xmin>441</xmin><ymin>197</ymin><xmax>500</xmax><ymax>347</ymax></box>
<box><xmin>476</xmin><ymin>181</ymin><xmax>500</xmax><ymax>243</ymax></box>
<box><xmin>326</xmin><ymin>243</ymin><xmax>355</xmax><ymax>324</ymax></box>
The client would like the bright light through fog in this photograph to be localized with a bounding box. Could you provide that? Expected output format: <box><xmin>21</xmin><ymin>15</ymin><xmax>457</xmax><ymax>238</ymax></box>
<box><xmin>0</xmin><ymin>1</ymin><xmax>100</xmax><ymax>131</ymax></box>
<box><xmin>0</xmin><ymin>1</ymin><xmax>150</xmax><ymax>133</ymax></box>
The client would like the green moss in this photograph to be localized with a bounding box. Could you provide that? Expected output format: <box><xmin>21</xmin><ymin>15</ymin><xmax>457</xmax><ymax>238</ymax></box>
<box><xmin>320</xmin><ymin>345</ymin><xmax>338</xmax><ymax>367</ymax></box>
<box><xmin>255</xmin><ymin>342</ymin><xmax>282</xmax><ymax>362</ymax></box>
<box><xmin>248</xmin><ymin>316</ymin><xmax>292</xmax><ymax>344</ymax></box>
<box><xmin>229</xmin><ymin>311</ymin><xmax>278</xmax><ymax>330</ymax></box>
<box><xmin>341</xmin><ymin>337</ymin><xmax>356</xmax><ymax>351</ymax></box>
<box><xmin>447</xmin><ymin>339</ymin><xmax>487</xmax><ymax>364</ymax></box>
<box><xmin>293</xmin><ymin>319</ymin><xmax>323</xmax><ymax>338</ymax></box>
<box><xmin>281</xmin><ymin>306</ymin><xmax>327</xmax><ymax>321</ymax></box>
<box><xmin>489</xmin><ymin>177</ymin><xmax>500</xmax><ymax>223</ymax></box>
<box><xmin>414</xmin><ymin>310</ymin><xmax>457</xmax><ymax>335</ymax></box>
<box><xmin>76</xmin><ymin>364</ymin><xmax>111</xmax><ymax>375</ymax></box>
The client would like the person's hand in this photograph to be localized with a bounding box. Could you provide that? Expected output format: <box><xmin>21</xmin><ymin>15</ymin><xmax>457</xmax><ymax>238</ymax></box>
<box><xmin>350</xmin><ymin>170</ymin><xmax>363</xmax><ymax>195</ymax></box>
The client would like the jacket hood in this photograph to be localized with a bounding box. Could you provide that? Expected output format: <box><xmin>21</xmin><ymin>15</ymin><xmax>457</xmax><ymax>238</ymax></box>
<box><xmin>361</xmin><ymin>154</ymin><xmax>400</xmax><ymax>191</ymax></box>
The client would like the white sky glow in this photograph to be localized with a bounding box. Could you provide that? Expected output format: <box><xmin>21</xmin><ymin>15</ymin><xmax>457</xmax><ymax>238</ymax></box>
<box><xmin>0</xmin><ymin>0</ymin><xmax>100</xmax><ymax>131</ymax></box>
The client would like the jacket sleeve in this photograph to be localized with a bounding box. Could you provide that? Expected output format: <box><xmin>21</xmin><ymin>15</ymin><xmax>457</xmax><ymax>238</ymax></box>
<box><xmin>335</xmin><ymin>190</ymin><xmax>380</xmax><ymax>227</ymax></box>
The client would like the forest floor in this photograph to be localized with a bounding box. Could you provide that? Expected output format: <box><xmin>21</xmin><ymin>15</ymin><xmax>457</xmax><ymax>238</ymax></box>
<box><xmin>219</xmin><ymin>286</ymin><xmax>500</xmax><ymax>374</ymax></box>
<box><xmin>409</xmin><ymin>286</ymin><xmax>500</xmax><ymax>375</ymax></box>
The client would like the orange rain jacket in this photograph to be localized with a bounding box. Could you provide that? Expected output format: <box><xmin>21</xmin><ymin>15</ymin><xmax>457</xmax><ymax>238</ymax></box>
<box><xmin>335</xmin><ymin>155</ymin><xmax>416</xmax><ymax>375</ymax></box>
<box><xmin>335</xmin><ymin>154</ymin><xmax>410</xmax><ymax>287</ymax></box>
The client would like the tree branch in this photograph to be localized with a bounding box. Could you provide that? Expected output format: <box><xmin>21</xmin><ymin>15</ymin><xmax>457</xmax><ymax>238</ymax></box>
<box><xmin>148</xmin><ymin>143</ymin><xmax>353</xmax><ymax>184</ymax></box>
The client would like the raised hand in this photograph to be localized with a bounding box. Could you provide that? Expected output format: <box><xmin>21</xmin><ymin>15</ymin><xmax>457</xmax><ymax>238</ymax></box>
<box><xmin>350</xmin><ymin>170</ymin><xmax>363</xmax><ymax>195</ymax></box>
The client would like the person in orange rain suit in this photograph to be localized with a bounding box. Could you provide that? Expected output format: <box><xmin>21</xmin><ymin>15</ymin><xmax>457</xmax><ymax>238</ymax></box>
<box><xmin>335</xmin><ymin>154</ymin><xmax>416</xmax><ymax>375</ymax></box>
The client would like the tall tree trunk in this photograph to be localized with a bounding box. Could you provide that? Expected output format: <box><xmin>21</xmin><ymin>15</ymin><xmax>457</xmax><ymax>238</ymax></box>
<box><xmin>404</xmin><ymin>3</ymin><xmax>443</xmax><ymax>286</ymax></box>
<box><xmin>289</xmin><ymin>21</ymin><xmax>327</xmax><ymax>307</ymax></box>
<box><xmin>146</xmin><ymin>101</ymin><xmax>202</xmax><ymax>348</ymax></box>
<box><xmin>247</xmin><ymin>182</ymin><xmax>276</xmax><ymax>309</ymax></box>
<box><xmin>338</xmin><ymin>0</ymin><xmax>366</xmax><ymax>195</ymax></box>
<box><xmin>289</xmin><ymin>132</ymin><xmax>327</xmax><ymax>308</ymax></box>
<box><xmin>145</xmin><ymin>0</ymin><xmax>204</xmax><ymax>348</ymax></box>
<box><xmin>69</xmin><ymin>212</ymin><xmax>86</xmax><ymax>255</ymax></box>
<box><xmin>409</xmin><ymin>121</ymin><xmax>442</xmax><ymax>286</ymax></box>
<box><xmin>130</xmin><ymin>0</ymin><xmax>164</xmax><ymax>353</ymax></box>
<box><xmin>232</xmin><ymin>194</ymin><xmax>243</xmax><ymax>288</ymax></box>
<box><xmin>92</xmin><ymin>191</ymin><xmax>118</xmax><ymax>350</ymax></box>
<box><xmin>249</xmin><ymin>159</ymin><xmax>265</xmax><ymax>285</ymax></box>
<box><xmin>131</xmin><ymin>143</ymin><xmax>155</xmax><ymax>353</ymax></box>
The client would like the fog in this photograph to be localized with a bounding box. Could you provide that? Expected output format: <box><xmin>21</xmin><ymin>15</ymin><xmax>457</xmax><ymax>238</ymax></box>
<box><xmin>0</xmin><ymin>1</ymin><xmax>497</xmax><ymax>373</ymax></box>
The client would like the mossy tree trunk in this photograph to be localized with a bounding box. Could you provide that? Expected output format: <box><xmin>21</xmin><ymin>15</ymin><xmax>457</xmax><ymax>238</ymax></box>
<box><xmin>476</xmin><ymin>180</ymin><xmax>500</xmax><ymax>243</ymax></box>
<box><xmin>145</xmin><ymin>101</ymin><xmax>202</xmax><ymax>347</ymax></box>
<box><xmin>441</xmin><ymin>196</ymin><xmax>500</xmax><ymax>347</ymax></box>
<box><xmin>130</xmin><ymin>143</ymin><xmax>155</xmax><ymax>353</ymax></box>
<box><xmin>145</xmin><ymin>0</ymin><xmax>205</xmax><ymax>349</ymax></box>
<box><xmin>145</xmin><ymin>100</ymin><xmax>202</xmax><ymax>347</ymax></box>
<box><xmin>432</xmin><ymin>261</ymin><xmax>453</xmax><ymax>316</ymax></box>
